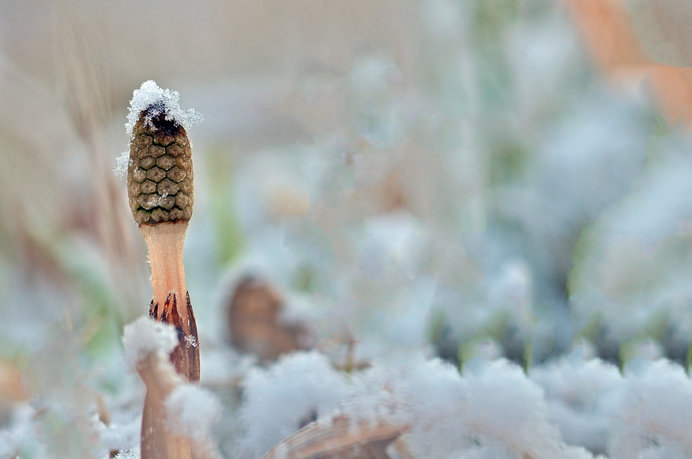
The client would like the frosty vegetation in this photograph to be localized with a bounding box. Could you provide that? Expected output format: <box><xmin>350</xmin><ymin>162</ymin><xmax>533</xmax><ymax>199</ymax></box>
<box><xmin>2</xmin><ymin>1</ymin><xmax>692</xmax><ymax>458</ymax></box>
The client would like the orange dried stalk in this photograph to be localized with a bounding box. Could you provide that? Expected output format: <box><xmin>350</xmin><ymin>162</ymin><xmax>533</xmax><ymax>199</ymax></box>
<box><xmin>567</xmin><ymin>0</ymin><xmax>692</xmax><ymax>126</ymax></box>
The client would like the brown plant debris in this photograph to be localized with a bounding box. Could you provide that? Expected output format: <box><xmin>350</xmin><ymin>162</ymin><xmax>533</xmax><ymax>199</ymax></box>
<box><xmin>149</xmin><ymin>291</ymin><xmax>200</xmax><ymax>382</ymax></box>
<box><xmin>228</xmin><ymin>276</ymin><xmax>312</xmax><ymax>362</ymax></box>
<box><xmin>137</xmin><ymin>343</ymin><xmax>190</xmax><ymax>459</ymax></box>
<box><xmin>263</xmin><ymin>414</ymin><xmax>410</xmax><ymax>459</ymax></box>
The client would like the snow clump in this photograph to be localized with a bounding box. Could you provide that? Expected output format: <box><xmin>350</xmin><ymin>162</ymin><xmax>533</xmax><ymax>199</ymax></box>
<box><xmin>165</xmin><ymin>384</ymin><xmax>222</xmax><ymax>442</ymax></box>
<box><xmin>121</xmin><ymin>316</ymin><xmax>178</xmax><ymax>370</ymax></box>
<box><xmin>113</xmin><ymin>151</ymin><xmax>131</xmax><ymax>177</ymax></box>
<box><xmin>125</xmin><ymin>80</ymin><xmax>203</xmax><ymax>137</ymax></box>
<box><xmin>530</xmin><ymin>350</ymin><xmax>622</xmax><ymax>455</ymax></box>
<box><xmin>389</xmin><ymin>359</ymin><xmax>593</xmax><ymax>458</ymax></box>
<box><xmin>239</xmin><ymin>351</ymin><xmax>351</xmax><ymax>456</ymax></box>
<box><xmin>608</xmin><ymin>359</ymin><xmax>692</xmax><ymax>457</ymax></box>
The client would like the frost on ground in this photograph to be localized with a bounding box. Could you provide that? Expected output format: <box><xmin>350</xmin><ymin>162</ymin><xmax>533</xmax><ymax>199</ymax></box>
<box><xmin>239</xmin><ymin>354</ymin><xmax>594</xmax><ymax>458</ymax></box>
<box><xmin>570</xmin><ymin>150</ymin><xmax>692</xmax><ymax>354</ymax></box>
<box><xmin>236</xmin><ymin>352</ymin><xmax>692</xmax><ymax>458</ymax></box>
<box><xmin>96</xmin><ymin>416</ymin><xmax>141</xmax><ymax>458</ymax></box>
<box><xmin>125</xmin><ymin>80</ymin><xmax>203</xmax><ymax>137</ymax></box>
<box><xmin>609</xmin><ymin>360</ymin><xmax>692</xmax><ymax>458</ymax></box>
<box><xmin>530</xmin><ymin>347</ymin><xmax>623</xmax><ymax>455</ymax></box>
<box><xmin>239</xmin><ymin>352</ymin><xmax>351</xmax><ymax>457</ymax></box>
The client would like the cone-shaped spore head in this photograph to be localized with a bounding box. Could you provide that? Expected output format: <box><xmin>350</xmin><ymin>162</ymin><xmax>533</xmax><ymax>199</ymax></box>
<box><xmin>126</xmin><ymin>81</ymin><xmax>199</xmax><ymax>226</ymax></box>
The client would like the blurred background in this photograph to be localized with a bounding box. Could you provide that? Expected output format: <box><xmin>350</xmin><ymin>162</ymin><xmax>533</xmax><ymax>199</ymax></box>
<box><xmin>0</xmin><ymin>0</ymin><xmax>691</xmax><ymax>457</ymax></box>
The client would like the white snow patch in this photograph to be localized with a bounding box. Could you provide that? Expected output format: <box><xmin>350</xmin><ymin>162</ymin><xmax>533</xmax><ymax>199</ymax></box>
<box><xmin>341</xmin><ymin>358</ymin><xmax>593</xmax><ymax>458</ymax></box>
<box><xmin>113</xmin><ymin>446</ymin><xmax>140</xmax><ymax>459</ymax></box>
<box><xmin>609</xmin><ymin>359</ymin><xmax>692</xmax><ymax>457</ymax></box>
<box><xmin>238</xmin><ymin>354</ymin><xmax>593</xmax><ymax>458</ymax></box>
<box><xmin>125</xmin><ymin>80</ymin><xmax>203</xmax><ymax>137</ymax></box>
<box><xmin>240</xmin><ymin>351</ymin><xmax>351</xmax><ymax>456</ymax></box>
<box><xmin>199</xmin><ymin>346</ymin><xmax>256</xmax><ymax>387</ymax></box>
<box><xmin>122</xmin><ymin>316</ymin><xmax>178</xmax><ymax>370</ymax></box>
<box><xmin>93</xmin><ymin>409</ymin><xmax>141</xmax><ymax>455</ymax></box>
<box><xmin>114</xmin><ymin>151</ymin><xmax>131</xmax><ymax>177</ymax></box>
<box><xmin>0</xmin><ymin>404</ymin><xmax>37</xmax><ymax>458</ymax></box>
<box><xmin>165</xmin><ymin>384</ymin><xmax>222</xmax><ymax>442</ymax></box>
<box><xmin>531</xmin><ymin>352</ymin><xmax>622</xmax><ymax>454</ymax></box>
<box><xmin>184</xmin><ymin>335</ymin><xmax>197</xmax><ymax>349</ymax></box>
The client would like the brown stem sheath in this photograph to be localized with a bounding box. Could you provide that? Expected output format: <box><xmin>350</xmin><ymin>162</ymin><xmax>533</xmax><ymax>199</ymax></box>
<box><xmin>138</xmin><ymin>352</ymin><xmax>190</xmax><ymax>459</ymax></box>
<box><xmin>142</xmin><ymin>222</ymin><xmax>200</xmax><ymax>382</ymax></box>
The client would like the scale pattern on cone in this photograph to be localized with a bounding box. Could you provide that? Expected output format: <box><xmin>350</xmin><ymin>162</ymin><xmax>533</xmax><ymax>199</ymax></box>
<box><xmin>127</xmin><ymin>105</ymin><xmax>194</xmax><ymax>226</ymax></box>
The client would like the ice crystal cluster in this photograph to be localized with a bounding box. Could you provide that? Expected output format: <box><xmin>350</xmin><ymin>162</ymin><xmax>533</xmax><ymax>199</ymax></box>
<box><xmin>125</xmin><ymin>80</ymin><xmax>202</xmax><ymax>138</ymax></box>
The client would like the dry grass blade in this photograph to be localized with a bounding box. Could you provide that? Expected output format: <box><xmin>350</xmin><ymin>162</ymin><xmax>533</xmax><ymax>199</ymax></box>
<box><xmin>567</xmin><ymin>0</ymin><xmax>692</xmax><ymax>126</ymax></box>
<box><xmin>262</xmin><ymin>414</ymin><xmax>410</xmax><ymax>459</ymax></box>
<box><xmin>566</xmin><ymin>0</ymin><xmax>643</xmax><ymax>70</ymax></box>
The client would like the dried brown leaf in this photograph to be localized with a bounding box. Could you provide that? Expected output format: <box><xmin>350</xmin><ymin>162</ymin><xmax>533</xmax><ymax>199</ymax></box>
<box><xmin>263</xmin><ymin>414</ymin><xmax>409</xmax><ymax>459</ymax></box>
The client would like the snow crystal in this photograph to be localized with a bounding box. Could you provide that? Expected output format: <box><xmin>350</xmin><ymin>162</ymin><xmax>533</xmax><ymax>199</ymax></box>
<box><xmin>165</xmin><ymin>384</ymin><xmax>222</xmax><ymax>441</ymax></box>
<box><xmin>121</xmin><ymin>316</ymin><xmax>178</xmax><ymax>370</ymax></box>
<box><xmin>113</xmin><ymin>446</ymin><xmax>140</xmax><ymax>459</ymax></box>
<box><xmin>239</xmin><ymin>352</ymin><xmax>351</xmax><ymax>456</ymax></box>
<box><xmin>0</xmin><ymin>404</ymin><xmax>36</xmax><ymax>458</ymax></box>
<box><xmin>237</xmin><ymin>351</ymin><xmax>600</xmax><ymax>457</ymax></box>
<box><xmin>125</xmin><ymin>80</ymin><xmax>203</xmax><ymax>137</ymax></box>
<box><xmin>531</xmin><ymin>353</ymin><xmax>623</xmax><ymax>454</ymax></box>
<box><xmin>364</xmin><ymin>358</ymin><xmax>593</xmax><ymax>458</ymax></box>
<box><xmin>95</xmin><ymin>414</ymin><xmax>141</xmax><ymax>455</ymax></box>
<box><xmin>609</xmin><ymin>359</ymin><xmax>692</xmax><ymax>457</ymax></box>
<box><xmin>184</xmin><ymin>335</ymin><xmax>197</xmax><ymax>349</ymax></box>
<box><xmin>199</xmin><ymin>346</ymin><xmax>256</xmax><ymax>387</ymax></box>
<box><xmin>456</xmin><ymin>360</ymin><xmax>572</xmax><ymax>457</ymax></box>
<box><xmin>113</xmin><ymin>151</ymin><xmax>131</xmax><ymax>177</ymax></box>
